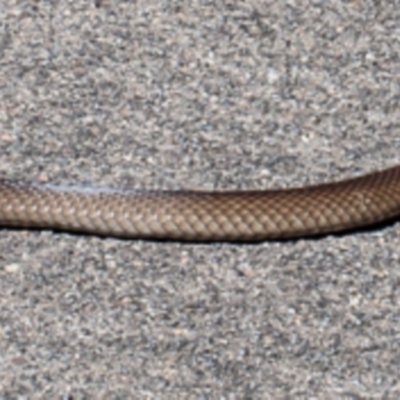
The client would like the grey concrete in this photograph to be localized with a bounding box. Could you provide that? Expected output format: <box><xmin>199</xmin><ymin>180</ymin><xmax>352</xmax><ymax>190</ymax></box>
<box><xmin>0</xmin><ymin>0</ymin><xmax>400</xmax><ymax>398</ymax></box>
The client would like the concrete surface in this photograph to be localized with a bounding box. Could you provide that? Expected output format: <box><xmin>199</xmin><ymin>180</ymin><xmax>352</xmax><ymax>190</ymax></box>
<box><xmin>0</xmin><ymin>0</ymin><xmax>400</xmax><ymax>398</ymax></box>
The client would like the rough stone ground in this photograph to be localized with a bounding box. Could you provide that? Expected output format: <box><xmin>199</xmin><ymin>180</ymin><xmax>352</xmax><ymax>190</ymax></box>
<box><xmin>0</xmin><ymin>0</ymin><xmax>400</xmax><ymax>398</ymax></box>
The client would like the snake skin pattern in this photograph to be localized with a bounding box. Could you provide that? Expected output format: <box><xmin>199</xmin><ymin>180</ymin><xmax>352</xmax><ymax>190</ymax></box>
<box><xmin>0</xmin><ymin>165</ymin><xmax>400</xmax><ymax>241</ymax></box>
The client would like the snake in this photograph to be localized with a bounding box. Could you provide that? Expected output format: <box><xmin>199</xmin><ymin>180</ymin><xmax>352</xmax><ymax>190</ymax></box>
<box><xmin>0</xmin><ymin>165</ymin><xmax>399</xmax><ymax>241</ymax></box>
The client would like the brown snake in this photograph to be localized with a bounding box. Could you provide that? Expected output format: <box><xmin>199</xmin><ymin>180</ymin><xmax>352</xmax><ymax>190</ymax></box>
<box><xmin>0</xmin><ymin>165</ymin><xmax>400</xmax><ymax>241</ymax></box>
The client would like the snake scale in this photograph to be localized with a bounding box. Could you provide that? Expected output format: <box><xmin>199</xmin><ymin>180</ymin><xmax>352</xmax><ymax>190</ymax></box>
<box><xmin>0</xmin><ymin>165</ymin><xmax>399</xmax><ymax>241</ymax></box>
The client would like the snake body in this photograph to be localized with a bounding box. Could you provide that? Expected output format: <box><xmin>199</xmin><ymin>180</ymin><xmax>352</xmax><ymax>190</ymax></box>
<box><xmin>0</xmin><ymin>165</ymin><xmax>400</xmax><ymax>241</ymax></box>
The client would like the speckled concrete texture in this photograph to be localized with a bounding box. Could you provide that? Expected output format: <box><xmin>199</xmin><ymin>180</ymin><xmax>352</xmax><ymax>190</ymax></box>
<box><xmin>1</xmin><ymin>0</ymin><xmax>400</xmax><ymax>398</ymax></box>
